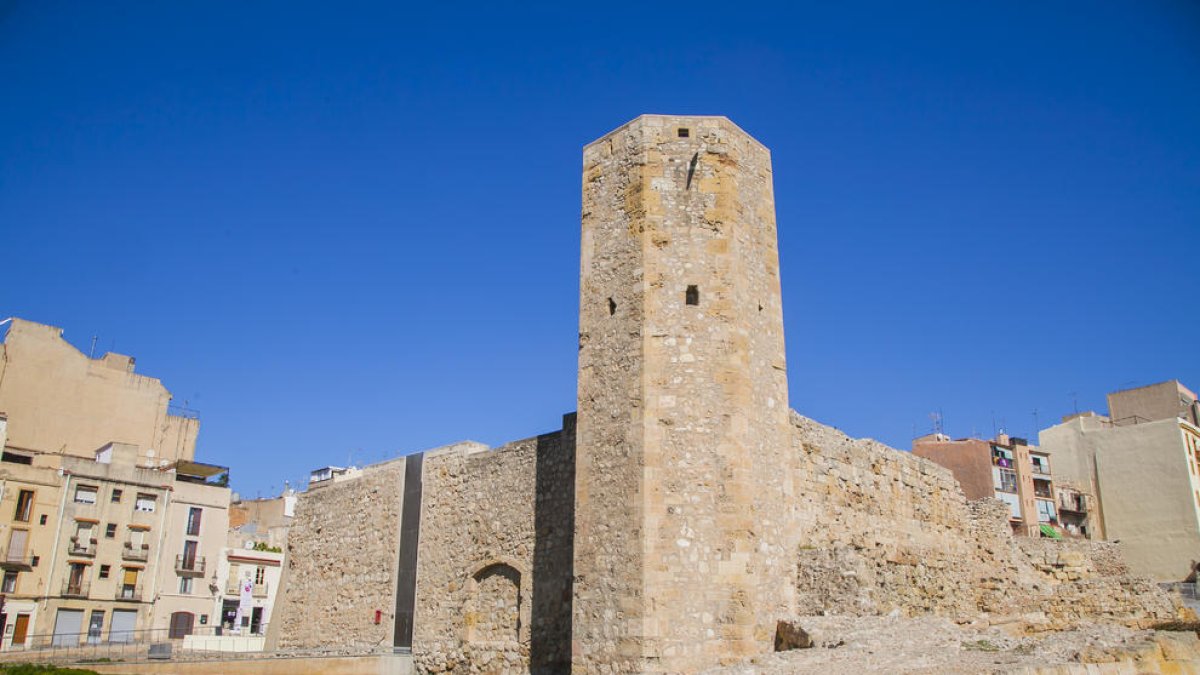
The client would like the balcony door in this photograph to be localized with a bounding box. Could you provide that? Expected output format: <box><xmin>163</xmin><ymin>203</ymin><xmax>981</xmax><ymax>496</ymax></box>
<box><xmin>182</xmin><ymin>540</ymin><xmax>198</xmax><ymax>570</ymax></box>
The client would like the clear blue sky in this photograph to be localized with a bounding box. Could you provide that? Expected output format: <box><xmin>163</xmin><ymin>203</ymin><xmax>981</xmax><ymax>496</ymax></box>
<box><xmin>2</xmin><ymin>2</ymin><xmax>1197</xmax><ymax>498</ymax></box>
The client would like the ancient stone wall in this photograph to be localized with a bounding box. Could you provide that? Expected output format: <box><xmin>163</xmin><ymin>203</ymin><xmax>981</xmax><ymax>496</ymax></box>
<box><xmin>790</xmin><ymin>411</ymin><xmax>1179</xmax><ymax>630</ymax></box>
<box><xmin>413</xmin><ymin>417</ymin><xmax>575</xmax><ymax>674</ymax></box>
<box><xmin>274</xmin><ymin>457</ymin><xmax>407</xmax><ymax>651</ymax></box>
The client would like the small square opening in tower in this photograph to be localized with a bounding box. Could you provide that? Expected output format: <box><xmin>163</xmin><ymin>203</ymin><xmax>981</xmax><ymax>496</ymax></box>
<box><xmin>677</xmin><ymin>128</ymin><xmax>689</xmax><ymax>138</ymax></box>
<box><xmin>685</xmin><ymin>285</ymin><xmax>699</xmax><ymax>306</ymax></box>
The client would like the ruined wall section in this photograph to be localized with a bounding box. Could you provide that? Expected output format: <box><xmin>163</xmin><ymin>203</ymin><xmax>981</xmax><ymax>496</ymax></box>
<box><xmin>791</xmin><ymin>412</ymin><xmax>1180</xmax><ymax>629</ymax></box>
<box><xmin>414</xmin><ymin>420</ymin><xmax>575</xmax><ymax>674</ymax></box>
<box><xmin>274</xmin><ymin>457</ymin><xmax>407</xmax><ymax>651</ymax></box>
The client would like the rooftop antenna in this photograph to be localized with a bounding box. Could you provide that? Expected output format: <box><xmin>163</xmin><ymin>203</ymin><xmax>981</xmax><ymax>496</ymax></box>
<box><xmin>89</xmin><ymin>335</ymin><xmax>98</xmax><ymax>359</ymax></box>
<box><xmin>929</xmin><ymin>410</ymin><xmax>944</xmax><ymax>436</ymax></box>
<box><xmin>1070</xmin><ymin>391</ymin><xmax>1079</xmax><ymax>415</ymax></box>
<box><xmin>991</xmin><ymin>411</ymin><xmax>997</xmax><ymax>439</ymax></box>
<box><xmin>1032</xmin><ymin>408</ymin><xmax>1040</xmax><ymax>437</ymax></box>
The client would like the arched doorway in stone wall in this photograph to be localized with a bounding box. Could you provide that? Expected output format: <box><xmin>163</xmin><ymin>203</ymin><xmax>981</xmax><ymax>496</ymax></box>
<box><xmin>464</xmin><ymin>561</ymin><xmax>527</xmax><ymax>645</ymax></box>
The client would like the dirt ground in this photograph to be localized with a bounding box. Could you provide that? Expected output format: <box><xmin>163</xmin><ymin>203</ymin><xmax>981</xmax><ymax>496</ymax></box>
<box><xmin>704</xmin><ymin>616</ymin><xmax>1200</xmax><ymax>674</ymax></box>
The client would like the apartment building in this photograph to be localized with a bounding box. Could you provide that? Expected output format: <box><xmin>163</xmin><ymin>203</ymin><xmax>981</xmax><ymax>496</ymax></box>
<box><xmin>1040</xmin><ymin>380</ymin><xmax>1200</xmax><ymax>581</ymax></box>
<box><xmin>0</xmin><ymin>318</ymin><xmax>233</xmax><ymax>649</ymax></box>
<box><xmin>913</xmin><ymin>433</ymin><xmax>1087</xmax><ymax>538</ymax></box>
<box><xmin>0</xmin><ymin>414</ymin><xmax>64</xmax><ymax>649</ymax></box>
<box><xmin>149</xmin><ymin>462</ymin><xmax>230</xmax><ymax>639</ymax></box>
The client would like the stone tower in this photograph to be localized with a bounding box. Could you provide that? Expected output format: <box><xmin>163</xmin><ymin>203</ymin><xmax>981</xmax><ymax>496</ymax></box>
<box><xmin>573</xmin><ymin>115</ymin><xmax>795</xmax><ymax>672</ymax></box>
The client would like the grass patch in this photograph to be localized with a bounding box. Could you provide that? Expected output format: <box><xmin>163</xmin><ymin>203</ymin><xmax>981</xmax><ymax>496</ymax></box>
<box><xmin>0</xmin><ymin>665</ymin><xmax>101</xmax><ymax>675</ymax></box>
<box><xmin>962</xmin><ymin>639</ymin><xmax>1001</xmax><ymax>652</ymax></box>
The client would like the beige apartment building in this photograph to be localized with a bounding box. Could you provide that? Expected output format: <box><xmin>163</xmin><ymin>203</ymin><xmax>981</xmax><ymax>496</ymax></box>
<box><xmin>1040</xmin><ymin>380</ymin><xmax>1200</xmax><ymax>581</ymax></box>
<box><xmin>0</xmin><ymin>413</ymin><xmax>65</xmax><ymax>649</ymax></box>
<box><xmin>0</xmin><ymin>319</ymin><xmax>198</xmax><ymax>467</ymax></box>
<box><xmin>0</xmin><ymin>318</ymin><xmax>232</xmax><ymax>649</ymax></box>
<box><xmin>41</xmin><ymin>448</ymin><xmax>172</xmax><ymax>646</ymax></box>
<box><xmin>148</xmin><ymin>463</ymin><xmax>230</xmax><ymax>639</ymax></box>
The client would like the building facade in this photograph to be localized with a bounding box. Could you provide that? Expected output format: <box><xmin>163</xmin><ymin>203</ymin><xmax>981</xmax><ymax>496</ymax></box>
<box><xmin>912</xmin><ymin>433</ymin><xmax>1083</xmax><ymax>537</ymax></box>
<box><xmin>1040</xmin><ymin>381</ymin><xmax>1200</xmax><ymax>581</ymax></box>
<box><xmin>0</xmin><ymin>318</ymin><xmax>231</xmax><ymax>649</ymax></box>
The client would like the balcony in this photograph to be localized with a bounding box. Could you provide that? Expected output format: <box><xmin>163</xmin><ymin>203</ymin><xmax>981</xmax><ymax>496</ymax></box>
<box><xmin>175</xmin><ymin>555</ymin><xmax>206</xmax><ymax>577</ymax></box>
<box><xmin>62</xmin><ymin>579</ymin><xmax>90</xmax><ymax>598</ymax></box>
<box><xmin>68</xmin><ymin>537</ymin><xmax>97</xmax><ymax>557</ymax></box>
<box><xmin>0</xmin><ymin>548</ymin><xmax>33</xmax><ymax>570</ymax></box>
<box><xmin>122</xmin><ymin>542</ymin><xmax>150</xmax><ymax>562</ymax></box>
<box><xmin>1059</xmin><ymin>495</ymin><xmax>1088</xmax><ymax>513</ymax></box>
<box><xmin>225</xmin><ymin>579</ymin><xmax>269</xmax><ymax>598</ymax></box>
<box><xmin>115</xmin><ymin>584</ymin><xmax>142</xmax><ymax>602</ymax></box>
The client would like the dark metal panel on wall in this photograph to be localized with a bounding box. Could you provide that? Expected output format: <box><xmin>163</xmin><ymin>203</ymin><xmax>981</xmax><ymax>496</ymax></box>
<box><xmin>393</xmin><ymin>452</ymin><xmax>423</xmax><ymax>651</ymax></box>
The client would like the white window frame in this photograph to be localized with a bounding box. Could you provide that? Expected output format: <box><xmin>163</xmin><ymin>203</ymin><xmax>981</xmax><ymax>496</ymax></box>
<box><xmin>74</xmin><ymin>485</ymin><xmax>98</xmax><ymax>505</ymax></box>
<box><xmin>134</xmin><ymin>494</ymin><xmax>157</xmax><ymax>513</ymax></box>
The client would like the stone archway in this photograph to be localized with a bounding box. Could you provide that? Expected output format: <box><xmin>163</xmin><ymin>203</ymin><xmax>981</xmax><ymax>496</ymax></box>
<box><xmin>463</xmin><ymin>558</ymin><xmax>530</xmax><ymax>646</ymax></box>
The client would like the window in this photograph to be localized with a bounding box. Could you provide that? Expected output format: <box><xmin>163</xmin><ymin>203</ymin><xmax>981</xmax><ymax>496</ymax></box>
<box><xmin>255</xmin><ymin>566</ymin><xmax>265</xmax><ymax>585</ymax></box>
<box><xmin>120</xmin><ymin>568</ymin><xmax>138</xmax><ymax>599</ymax></box>
<box><xmin>105</xmin><ymin>523</ymin><xmax>117</xmax><ymax>538</ymax></box>
<box><xmin>111</xmin><ymin>489</ymin><xmax>123</xmax><ymax>503</ymax></box>
<box><xmin>1036</xmin><ymin>500</ymin><xmax>1058</xmax><ymax>524</ymax></box>
<box><xmin>134</xmin><ymin>494</ymin><xmax>156</xmax><ymax>513</ymax></box>
<box><xmin>677</xmin><ymin>128</ymin><xmax>689</xmax><ymax>138</ymax></box>
<box><xmin>179</xmin><ymin>577</ymin><xmax>193</xmax><ymax>594</ymax></box>
<box><xmin>2</xmin><ymin>571</ymin><xmax>17</xmax><ymax>593</ymax></box>
<box><xmin>14</xmin><ymin>490</ymin><xmax>34</xmax><ymax>522</ymax></box>
<box><xmin>6</xmin><ymin>529</ymin><xmax>28</xmax><ymax>560</ymax></box>
<box><xmin>39</xmin><ymin>514</ymin><xmax>47</xmax><ymax>525</ymax></box>
<box><xmin>67</xmin><ymin>562</ymin><xmax>87</xmax><ymax>594</ymax></box>
<box><xmin>685</xmin><ymin>285</ymin><xmax>699</xmax><ymax>306</ymax></box>
<box><xmin>186</xmin><ymin>507</ymin><xmax>202</xmax><ymax>536</ymax></box>
<box><xmin>74</xmin><ymin>486</ymin><xmax>98</xmax><ymax>505</ymax></box>
<box><xmin>996</xmin><ymin>468</ymin><xmax>1018</xmax><ymax>493</ymax></box>
<box><xmin>1</xmin><ymin>451</ymin><xmax>32</xmax><ymax>465</ymax></box>
<box><xmin>99</xmin><ymin>564</ymin><xmax>111</xmax><ymax>579</ymax></box>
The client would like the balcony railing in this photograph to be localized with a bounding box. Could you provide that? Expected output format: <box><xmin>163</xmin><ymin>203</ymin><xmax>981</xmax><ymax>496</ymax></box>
<box><xmin>122</xmin><ymin>543</ymin><xmax>150</xmax><ymax>562</ymax></box>
<box><xmin>175</xmin><ymin>555</ymin><xmax>205</xmax><ymax>577</ymax></box>
<box><xmin>62</xmin><ymin>580</ymin><xmax>90</xmax><ymax>598</ymax></box>
<box><xmin>68</xmin><ymin>538</ymin><xmax>97</xmax><ymax>557</ymax></box>
<box><xmin>115</xmin><ymin>584</ymin><xmax>142</xmax><ymax>602</ymax></box>
<box><xmin>225</xmin><ymin>580</ymin><xmax>269</xmax><ymax>598</ymax></box>
<box><xmin>0</xmin><ymin>548</ymin><xmax>34</xmax><ymax>570</ymax></box>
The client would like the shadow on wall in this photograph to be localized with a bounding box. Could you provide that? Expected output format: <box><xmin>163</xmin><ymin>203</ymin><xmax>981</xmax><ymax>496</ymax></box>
<box><xmin>531</xmin><ymin>414</ymin><xmax>576</xmax><ymax>672</ymax></box>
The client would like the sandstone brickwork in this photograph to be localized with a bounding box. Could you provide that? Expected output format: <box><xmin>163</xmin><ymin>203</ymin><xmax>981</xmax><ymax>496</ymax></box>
<box><xmin>412</xmin><ymin>418</ymin><xmax>575</xmax><ymax>674</ymax></box>
<box><xmin>575</xmin><ymin>115</ymin><xmax>795</xmax><ymax>673</ymax></box>
<box><xmin>789</xmin><ymin>412</ymin><xmax>1178</xmax><ymax>631</ymax></box>
<box><xmin>274</xmin><ymin>457</ymin><xmax>407</xmax><ymax>651</ymax></box>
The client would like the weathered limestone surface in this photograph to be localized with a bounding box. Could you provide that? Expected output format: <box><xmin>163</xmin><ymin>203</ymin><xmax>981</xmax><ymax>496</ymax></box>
<box><xmin>274</xmin><ymin>457</ymin><xmax>407</xmax><ymax>651</ymax></box>
<box><xmin>574</xmin><ymin>114</ymin><xmax>795</xmax><ymax>673</ymax></box>
<box><xmin>413</xmin><ymin>418</ymin><xmax>575</xmax><ymax>674</ymax></box>
<box><xmin>790</xmin><ymin>412</ymin><xmax>1178</xmax><ymax>630</ymax></box>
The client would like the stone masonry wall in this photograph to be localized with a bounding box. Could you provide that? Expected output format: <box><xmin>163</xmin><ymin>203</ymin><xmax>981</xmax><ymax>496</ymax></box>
<box><xmin>274</xmin><ymin>457</ymin><xmax>406</xmax><ymax>651</ymax></box>
<box><xmin>413</xmin><ymin>417</ymin><xmax>575</xmax><ymax>674</ymax></box>
<box><xmin>790</xmin><ymin>411</ymin><xmax>1179</xmax><ymax>630</ymax></box>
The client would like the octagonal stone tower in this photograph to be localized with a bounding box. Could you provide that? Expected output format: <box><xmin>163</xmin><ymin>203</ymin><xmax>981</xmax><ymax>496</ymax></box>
<box><xmin>573</xmin><ymin>115</ymin><xmax>796</xmax><ymax>672</ymax></box>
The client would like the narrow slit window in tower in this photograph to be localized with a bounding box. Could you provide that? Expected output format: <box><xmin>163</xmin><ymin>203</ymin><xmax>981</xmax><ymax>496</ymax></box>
<box><xmin>685</xmin><ymin>285</ymin><xmax>699</xmax><ymax>306</ymax></box>
<box><xmin>608</xmin><ymin>298</ymin><xmax>617</xmax><ymax>316</ymax></box>
<box><xmin>677</xmin><ymin>128</ymin><xmax>689</xmax><ymax>138</ymax></box>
